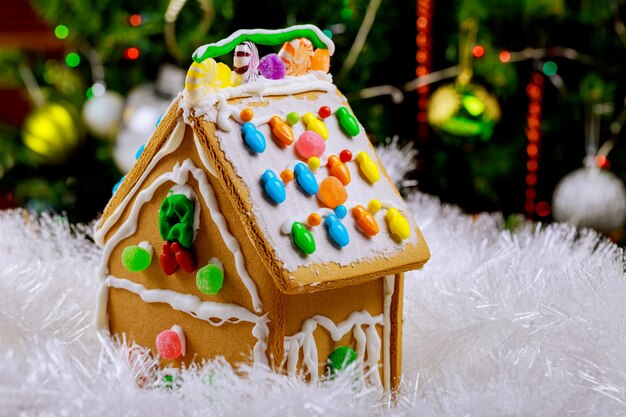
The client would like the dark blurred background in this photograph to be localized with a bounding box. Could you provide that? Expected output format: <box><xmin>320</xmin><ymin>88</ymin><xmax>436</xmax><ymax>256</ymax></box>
<box><xmin>1</xmin><ymin>0</ymin><xmax>625</xmax><ymax>239</ymax></box>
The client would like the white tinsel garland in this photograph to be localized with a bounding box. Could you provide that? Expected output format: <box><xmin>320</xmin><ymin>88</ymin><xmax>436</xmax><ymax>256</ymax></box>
<box><xmin>0</xmin><ymin>146</ymin><xmax>625</xmax><ymax>416</ymax></box>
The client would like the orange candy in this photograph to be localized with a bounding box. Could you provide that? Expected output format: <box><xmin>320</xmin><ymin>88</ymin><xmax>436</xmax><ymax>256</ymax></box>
<box><xmin>317</xmin><ymin>177</ymin><xmax>347</xmax><ymax>209</ymax></box>
<box><xmin>268</xmin><ymin>116</ymin><xmax>294</xmax><ymax>146</ymax></box>
<box><xmin>327</xmin><ymin>155</ymin><xmax>351</xmax><ymax>185</ymax></box>
<box><xmin>240</xmin><ymin>108</ymin><xmax>254</xmax><ymax>121</ymax></box>
<box><xmin>310</xmin><ymin>48</ymin><xmax>330</xmax><ymax>73</ymax></box>
<box><xmin>308</xmin><ymin>213</ymin><xmax>321</xmax><ymax>226</ymax></box>
<box><xmin>352</xmin><ymin>205</ymin><xmax>379</xmax><ymax>236</ymax></box>
<box><xmin>280</xmin><ymin>169</ymin><xmax>294</xmax><ymax>183</ymax></box>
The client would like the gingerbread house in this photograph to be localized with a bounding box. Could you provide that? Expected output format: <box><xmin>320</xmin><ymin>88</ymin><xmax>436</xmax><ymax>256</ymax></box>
<box><xmin>95</xmin><ymin>25</ymin><xmax>429</xmax><ymax>391</ymax></box>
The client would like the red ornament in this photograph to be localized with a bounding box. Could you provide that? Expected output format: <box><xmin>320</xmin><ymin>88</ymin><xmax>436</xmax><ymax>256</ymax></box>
<box><xmin>319</xmin><ymin>106</ymin><xmax>331</xmax><ymax>118</ymax></box>
<box><xmin>339</xmin><ymin>149</ymin><xmax>352</xmax><ymax>163</ymax></box>
<box><xmin>124</xmin><ymin>47</ymin><xmax>140</xmax><ymax>60</ymax></box>
<box><xmin>160</xmin><ymin>242</ymin><xmax>177</xmax><ymax>275</ymax></box>
<box><xmin>171</xmin><ymin>241</ymin><xmax>196</xmax><ymax>273</ymax></box>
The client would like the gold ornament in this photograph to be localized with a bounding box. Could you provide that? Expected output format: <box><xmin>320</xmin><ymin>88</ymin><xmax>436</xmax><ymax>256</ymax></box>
<box><xmin>22</xmin><ymin>103</ymin><xmax>81</xmax><ymax>164</ymax></box>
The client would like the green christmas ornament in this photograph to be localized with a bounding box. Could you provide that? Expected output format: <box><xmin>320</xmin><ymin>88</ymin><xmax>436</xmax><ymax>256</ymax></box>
<box><xmin>121</xmin><ymin>242</ymin><xmax>153</xmax><ymax>272</ymax></box>
<box><xmin>327</xmin><ymin>346</ymin><xmax>357</xmax><ymax>376</ymax></box>
<box><xmin>196</xmin><ymin>258</ymin><xmax>224</xmax><ymax>295</ymax></box>
<box><xmin>291</xmin><ymin>222</ymin><xmax>316</xmax><ymax>254</ymax></box>
<box><xmin>427</xmin><ymin>83</ymin><xmax>500</xmax><ymax>143</ymax></box>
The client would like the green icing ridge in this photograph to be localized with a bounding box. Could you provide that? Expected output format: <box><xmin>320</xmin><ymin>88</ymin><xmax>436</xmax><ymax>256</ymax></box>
<box><xmin>159</xmin><ymin>193</ymin><xmax>195</xmax><ymax>249</ymax></box>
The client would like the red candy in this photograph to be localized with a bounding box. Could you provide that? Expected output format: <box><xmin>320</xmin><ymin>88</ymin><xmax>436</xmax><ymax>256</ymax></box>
<box><xmin>160</xmin><ymin>242</ymin><xmax>177</xmax><ymax>275</ymax></box>
<box><xmin>339</xmin><ymin>149</ymin><xmax>352</xmax><ymax>163</ymax></box>
<box><xmin>319</xmin><ymin>106</ymin><xmax>331</xmax><ymax>119</ymax></box>
<box><xmin>296</xmin><ymin>130</ymin><xmax>326</xmax><ymax>159</ymax></box>
<box><xmin>155</xmin><ymin>327</ymin><xmax>185</xmax><ymax>360</ymax></box>
<box><xmin>171</xmin><ymin>242</ymin><xmax>196</xmax><ymax>273</ymax></box>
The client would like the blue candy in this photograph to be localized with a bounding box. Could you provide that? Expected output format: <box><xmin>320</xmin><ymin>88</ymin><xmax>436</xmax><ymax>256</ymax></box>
<box><xmin>325</xmin><ymin>213</ymin><xmax>349</xmax><ymax>247</ymax></box>
<box><xmin>242</xmin><ymin>122</ymin><xmax>266</xmax><ymax>153</ymax></box>
<box><xmin>135</xmin><ymin>144</ymin><xmax>145</xmax><ymax>160</ymax></box>
<box><xmin>262</xmin><ymin>170</ymin><xmax>286</xmax><ymax>204</ymax></box>
<box><xmin>156</xmin><ymin>114</ymin><xmax>163</xmax><ymax>127</ymax></box>
<box><xmin>334</xmin><ymin>205</ymin><xmax>347</xmax><ymax>219</ymax></box>
<box><xmin>112</xmin><ymin>175</ymin><xmax>125</xmax><ymax>195</ymax></box>
<box><xmin>294</xmin><ymin>163</ymin><xmax>318</xmax><ymax>195</ymax></box>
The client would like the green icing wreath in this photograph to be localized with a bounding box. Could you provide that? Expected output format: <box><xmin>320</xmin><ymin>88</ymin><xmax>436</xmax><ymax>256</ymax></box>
<box><xmin>159</xmin><ymin>193</ymin><xmax>195</xmax><ymax>249</ymax></box>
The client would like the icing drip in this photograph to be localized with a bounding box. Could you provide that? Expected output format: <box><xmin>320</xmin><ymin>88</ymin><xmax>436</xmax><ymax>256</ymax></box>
<box><xmin>382</xmin><ymin>275</ymin><xmax>395</xmax><ymax>390</ymax></box>
<box><xmin>283</xmin><ymin>311</ymin><xmax>383</xmax><ymax>386</ymax></box>
<box><xmin>98</xmin><ymin>157</ymin><xmax>263</xmax><ymax>313</ymax></box>
<box><xmin>97</xmin><ymin>276</ymin><xmax>269</xmax><ymax>367</ymax></box>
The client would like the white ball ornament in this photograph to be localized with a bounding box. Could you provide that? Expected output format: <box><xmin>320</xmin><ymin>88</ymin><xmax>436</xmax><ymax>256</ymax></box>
<box><xmin>82</xmin><ymin>91</ymin><xmax>124</xmax><ymax>140</ymax></box>
<box><xmin>552</xmin><ymin>165</ymin><xmax>626</xmax><ymax>235</ymax></box>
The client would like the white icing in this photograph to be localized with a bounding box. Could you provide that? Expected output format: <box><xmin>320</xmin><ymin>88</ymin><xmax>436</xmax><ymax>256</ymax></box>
<box><xmin>169</xmin><ymin>183</ymin><xmax>201</xmax><ymax>241</ymax></box>
<box><xmin>138</xmin><ymin>241</ymin><xmax>153</xmax><ymax>256</ymax></box>
<box><xmin>382</xmin><ymin>275</ymin><xmax>395</xmax><ymax>390</ymax></box>
<box><xmin>192</xmin><ymin>25</ymin><xmax>335</xmax><ymax>61</ymax></box>
<box><xmin>171</xmin><ymin>324</ymin><xmax>186</xmax><ymax>356</ymax></box>
<box><xmin>207</xmin><ymin>256</ymin><xmax>223</xmax><ymax>272</ymax></box>
<box><xmin>198</xmin><ymin>91</ymin><xmax>420</xmax><ymax>272</ymax></box>
<box><xmin>98</xmin><ymin>157</ymin><xmax>263</xmax><ymax>313</ymax></box>
<box><xmin>283</xmin><ymin>311</ymin><xmax>383</xmax><ymax>386</ymax></box>
<box><xmin>97</xmin><ymin>276</ymin><xmax>269</xmax><ymax>366</ymax></box>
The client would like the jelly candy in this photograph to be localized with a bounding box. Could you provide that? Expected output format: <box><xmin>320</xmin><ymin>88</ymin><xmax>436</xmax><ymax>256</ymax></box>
<box><xmin>327</xmin><ymin>346</ymin><xmax>356</xmax><ymax>377</ymax></box>
<box><xmin>334</xmin><ymin>205</ymin><xmax>347</xmax><ymax>219</ymax></box>
<box><xmin>121</xmin><ymin>242</ymin><xmax>153</xmax><ymax>272</ymax></box>
<box><xmin>296</xmin><ymin>131</ymin><xmax>326</xmax><ymax>159</ymax></box>
<box><xmin>302</xmin><ymin>112</ymin><xmax>328</xmax><ymax>140</ymax></box>
<box><xmin>339</xmin><ymin>149</ymin><xmax>352</xmax><ymax>163</ymax></box>
<box><xmin>241</xmin><ymin>122</ymin><xmax>266</xmax><ymax>153</ymax></box>
<box><xmin>352</xmin><ymin>205</ymin><xmax>379</xmax><ymax>236</ymax></box>
<box><xmin>356</xmin><ymin>152</ymin><xmax>380</xmax><ymax>183</ymax></box>
<box><xmin>233</xmin><ymin>41</ymin><xmax>259</xmax><ymax>84</ymax></box>
<box><xmin>214</xmin><ymin>62</ymin><xmax>233</xmax><ymax>88</ymax></box>
<box><xmin>385</xmin><ymin>208</ymin><xmax>411</xmax><ymax>240</ymax></box>
<box><xmin>325</xmin><ymin>214</ymin><xmax>349</xmax><ymax>247</ymax></box>
<box><xmin>112</xmin><ymin>176</ymin><xmax>125</xmax><ymax>195</ymax></box>
<box><xmin>319</xmin><ymin>106</ymin><xmax>331</xmax><ymax>119</ymax></box>
<box><xmin>317</xmin><ymin>177</ymin><xmax>347</xmax><ymax>209</ymax></box>
<box><xmin>286</xmin><ymin>112</ymin><xmax>300</xmax><ymax>126</ymax></box>
<box><xmin>280</xmin><ymin>169</ymin><xmax>294</xmax><ymax>183</ymax></box>
<box><xmin>135</xmin><ymin>144</ymin><xmax>145</xmax><ymax>160</ymax></box>
<box><xmin>262</xmin><ymin>169</ymin><xmax>286</xmax><ymax>204</ymax></box>
<box><xmin>294</xmin><ymin>163</ymin><xmax>318</xmax><ymax>195</ymax></box>
<box><xmin>310</xmin><ymin>48</ymin><xmax>330</xmax><ymax>73</ymax></box>
<box><xmin>327</xmin><ymin>155</ymin><xmax>351</xmax><ymax>185</ymax></box>
<box><xmin>308</xmin><ymin>157</ymin><xmax>321</xmax><ymax>171</ymax></box>
<box><xmin>171</xmin><ymin>241</ymin><xmax>196</xmax><ymax>273</ymax></box>
<box><xmin>269</xmin><ymin>116</ymin><xmax>294</xmax><ymax>146</ymax></box>
<box><xmin>196</xmin><ymin>258</ymin><xmax>224</xmax><ymax>295</ymax></box>
<box><xmin>160</xmin><ymin>242</ymin><xmax>177</xmax><ymax>275</ymax></box>
<box><xmin>336</xmin><ymin>107</ymin><xmax>360</xmax><ymax>137</ymax></box>
<box><xmin>156</xmin><ymin>325</ymin><xmax>185</xmax><ymax>360</ymax></box>
<box><xmin>240</xmin><ymin>108</ymin><xmax>254</xmax><ymax>121</ymax></box>
<box><xmin>308</xmin><ymin>213</ymin><xmax>322</xmax><ymax>226</ymax></box>
<box><xmin>278</xmin><ymin>38</ymin><xmax>314</xmax><ymax>76</ymax></box>
<box><xmin>259</xmin><ymin>53</ymin><xmax>286</xmax><ymax>80</ymax></box>
<box><xmin>292</xmin><ymin>222</ymin><xmax>316</xmax><ymax>254</ymax></box>
<box><xmin>368</xmin><ymin>199</ymin><xmax>382</xmax><ymax>213</ymax></box>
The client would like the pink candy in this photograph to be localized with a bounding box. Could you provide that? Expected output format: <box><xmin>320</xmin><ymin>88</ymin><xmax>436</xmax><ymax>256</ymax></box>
<box><xmin>259</xmin><ymin>54</ymin><xmax>286</xmax><ymax>80</ymax></box>
<box><xmin>296</xmin><ymin>130</ymin><xmax>326</xmax><ymax>159</ymax></box>
<box><xmin>155</xmin><ymin>325</ymin><xmax>185</xmax><ymax>360</ymax></box>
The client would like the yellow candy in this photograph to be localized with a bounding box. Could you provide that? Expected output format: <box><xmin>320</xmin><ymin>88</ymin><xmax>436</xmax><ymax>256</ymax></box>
<box><xmin>385</xmin><ymin>208</ymin><xmax>410</xmax><ymax>240</ymax></box>
<box><xmin>185</xmin><ymin>58</ymin><xmax>218</xmax><ymax>92</ymax></box>
<box><xmin>308</xmin><ymin>156</ymin><xmax>321</xmax><ymax>171</ymax></box>
<box><xmin>368</xmin><ymin>199</ymin><xmax>382</xmax><ymax>213</ymax></box>
<box><xmin>302</xmin><ymin>112</ymin><xmax>328</xmax><ymax>140</ymax></box>
<box><xmin>213</xmin><ymin>62</ymin><xmax>233</xmax><ymax>88</ymax></box>
<box><xmin>356</xmin><ymin>152</ymin><xmax>380</xmax><ymax>183</ymax></box>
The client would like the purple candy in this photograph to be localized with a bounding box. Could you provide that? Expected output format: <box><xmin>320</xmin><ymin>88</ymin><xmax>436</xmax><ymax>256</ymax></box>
<box><xmin>259</xmin><ymin>54</ymin><xmax>286</xmax><ymax>80</ymax></box>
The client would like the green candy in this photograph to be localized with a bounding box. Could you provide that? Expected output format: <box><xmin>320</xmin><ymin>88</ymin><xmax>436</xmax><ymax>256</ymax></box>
<box><xmin>286</xmin><ymin>112</ymin><xmax>300</xmax><ymax>126</ymax></box>
<box><xmin>336</xmin><ymin>107</ymin><xmax>360</xmax><ymax>137</ymax></box>
<box><xmin>291</xmin><ymin>222</ymin><xmax>316</xmax><ymax>254</ymax></box>
<box><xmin>194</xmin><ymin>26</ymin><xmax>331</xmax><ymax>63</ymax></box>
<box><xmin>159</xmin><ymin>193</ymin><xmax>195</xmax><ymax>249</ymax></box>
<box><xmin>327</xmin><ymin>346</ymin><xmax>357</xmax><ymax>376</ymax></box>
<box><xmin>196</xmin><ymin>260</ymin><xmax>224</xmax><ymax>295</ymax></box>
<box><xmin>121</xmin><ymin>245</ymin><xmax>152</xmax><ymax>272</ymax></box>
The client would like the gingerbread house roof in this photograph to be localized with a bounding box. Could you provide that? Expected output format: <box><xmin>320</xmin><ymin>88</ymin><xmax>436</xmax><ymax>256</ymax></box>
<box><xmin>95</xmin><ymin>25</ymin><xmax>429</xmax><ymax>294</ymax></box>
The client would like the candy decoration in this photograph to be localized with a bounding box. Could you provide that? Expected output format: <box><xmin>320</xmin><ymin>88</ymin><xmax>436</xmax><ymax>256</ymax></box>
<box><xmin>308</xmin><ymin>213</ymin><xmax>321</xmax><ymax>226</ymax></box>
<box><xmin>196</xmin><ymin>258</ymin><xmax>224</xmax><ymax>295</ymax></box>
<box><xmin>317</xmin><ymin>177</ymin><xmax>347</xmax><ymax>209</ymax></box>
<box><xmin>268</xmin><ymin>116</ymin><xmax>294</xmax><ymax>146</ymax></box>
<box><xmin>356</xmin><ymin>152</ymin><xmax>380</xmax><ymax>183</ymax></box>
<box><xmin>327</xmin><ymin>155</ymin><xmax>351</xmax><ymax>185</ymax></box>
<box><xmin>112</xmin><ymin>176</ymin><xmax>125</xmax><ymax>195</ymax></box>
<box><xmin>184</xmin><ymin>58</ymin><xmax>218</xmax><ymax>94</ymax></box>
<box><xmin>334</xmin><ymin>205</ymin><xmax>347</xmax><ymax>219</ymax></box>
<box><xmin>233</xmin><ymin>41</ymin><xmax>259</xmax><ymax>84</ymax></box>
<box><xmin>295</xmin><ymin>131</ymin><xmax>326</xmax><ymax>159</ymax></box>
<box><xmin>241</xmin><ymin>122</ymin><xmax>267</xmax><ymax>153</ymax></box>
<box><xmin>281</xmin><ymin>169</ymin><xmax>294</xmax><ymax>183</ymax></box>
<box><xmin>156</xmin><ymin>325</ymin><xmax>185</xmax><ymax>360</ymax></box>
<box><xmin>291</xmin><ymin>222</ymin><xmax>316</xmax><ymax>254</ymax></box>
<box><xmin>308</xmin><ymin>157</ymin><xmax>321</xmax><ymax>171</ymax></box>
<box><xmin>368</xmin><ymin>199</ymin><xmax>382</xmax><ymax>213</ymax></box>
<box><xmin>336</xmin><ymin>107</ymin><xmax>360</xmax><ymax>137</ymax></box>
<box><xmin>135</xmin><ymin>144</ymin><xmax>145</xmax><ymax>160</ymax></box>
<box><xmin>160</xmin><ymin>242</ymin><xmax>177</xmax><ymax>275</ymax></box>
<box><xmin>302</xmin><ymin>112</ymin><xmax>328</xmax><ymax>140</ymax></box>
<box><xmin>339</xmin><ymin>149</ymin><xmax>352</xmax><ymax>163</ymax></box>
<box><xmin>352</xmin><ymin>205</ymin><xmax>379</xmax><ymax>236</ymax></box>
<box><xmin>319</xmin><ymin>106</ymin><xmax>331</xmax><ymax>119</ymax></box>
<box><xmin>385</xmin><ymin>208</ymin><xmax>411</xmax><ymax>240</ymax></box>
<box><xmin>121</xmin><ymin>242</ymin><xmax>153</xmax><ymax>272</ymax></box>
<box><xmin>259</xmin><ymin>53</ymin><xmax>286</xmax><ymax>80</ymax></box>
<box><xmin>310</xmin><ymin>48</ymin><xmax>331</xmax><ymax>73</ymax></box>
<box><xmin>278</xmin><ymin>38</ymin><xmax>314</xmax><ymax>76</ymax></box>
<box><xmin>159</xmin><ymin>194</ymin><xmax>195</xmax><ymax>250</ymax></box>
<box><xmin>240</xmin><ymin>108</ymin><xmax>254</xmax><ymax>121</ymax></box>
<box><xmin>325</xmin><ymin>214</ymin><xmax>349</xmax><ymax>247</ymax></box>
<box><xmin>327</xmin><ymin>346</ymin><xmax>356</xmax><ymax>376</ymax></box>
<box><xmin>171</xmin><ymin>241</ymin><xmax>196</xmax><ymax>273</ymax></box>
<box><xmin>286</xmin><ymin>112</ymin><xmax>300</xmax><ymax>126</ymax></box>
<box><xmin>294</xmin><ymin>163</ymin><xmax>318</xmax><ymax>195</ymax></box>
<box><xmin>262</xmin><ymin>170</ymin><xmax>287</xmax><ymax>204</ymax></box>
<box><xmin>214</xmin><ymin>62</ymin><xmax>233</xmax><ymax>88</ymax></box>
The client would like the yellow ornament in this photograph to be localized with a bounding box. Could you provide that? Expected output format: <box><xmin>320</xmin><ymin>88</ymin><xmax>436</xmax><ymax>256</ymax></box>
<box><xmin>355</xmin><ymin>152</ymin><xmax>380</xmax><ymax>184</ymax></box>
<box><xmin>22</xmin><ymin>103</ymin><xmax>80</xmax><ymax>164</ymax></box>
<box><xmin>385</xmin><ymin>208</ymin><xmax>410</xmax><ymax>240</ymax></box>
<box><xmin>302</xmin><ymin>112</ymin><xmax>329</xmax><ymax>140</ymax></box>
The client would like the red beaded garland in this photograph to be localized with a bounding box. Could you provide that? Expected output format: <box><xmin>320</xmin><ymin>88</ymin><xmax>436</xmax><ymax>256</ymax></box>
<box><xmin>339</xmin><ymin>149</ymin><xmax>352</xmax><ymax>163</ymax></box>
<box><xmin>319</xmin><ymin>106</ymin><xmax>331</xmax><ymax>119</ymax></box>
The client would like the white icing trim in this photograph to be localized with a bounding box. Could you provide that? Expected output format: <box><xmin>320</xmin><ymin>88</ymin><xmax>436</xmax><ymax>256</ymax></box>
<box><xmin>98</xmin><ymin>157</ymin><xmax>263</xmax><ymax>313</ymax></box>
<box><xmin>283</xmin><ymin>311</ymin><xmax>383</xmax><ymax>386</ymax></box>
<box><xmin>138</xmin><ymin>241</ymin><xmax>153</xmax><ymax>256</ymax></box>
<box><xmin>171</xmin><ymin>324</ymin><xmax>186</xmax><ymax>357</ymax></box>
<box><xmin>169</xmin><ymin>183</ymin><xmax>201</xmax><ymax>242</ymax></box>
<box><xmin>382</xmin><ymin>275</ymin><xmax>395</xmax><ymax>390</ymax></box>
<box><xmin>97</xmin><ymin>276</ymin><xmax>269</xmax><ymax>366</ymax></box>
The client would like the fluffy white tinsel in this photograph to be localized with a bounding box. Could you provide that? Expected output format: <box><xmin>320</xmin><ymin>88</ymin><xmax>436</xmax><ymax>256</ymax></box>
<box><xmin>0</xmin><ymin>192</ymin><xmax>625</xmax><ymax>415</ymax></box>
